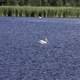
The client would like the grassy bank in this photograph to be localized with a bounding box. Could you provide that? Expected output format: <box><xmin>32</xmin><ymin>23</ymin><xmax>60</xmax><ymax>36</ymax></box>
<box><xmin>0</xmin><ymin>6</ymin><xmax>80</xmax><ymax>18</ymax></box>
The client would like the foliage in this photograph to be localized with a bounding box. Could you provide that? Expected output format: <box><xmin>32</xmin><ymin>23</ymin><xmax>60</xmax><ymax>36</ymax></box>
<box><xmin>0</xmin><ymin>6</ymin><xmax>80</xmax><ymax>17</ymax></box>
<box><xmin>0</xmin><ymin>0</ymin><xmax>80</xmax><ymax>6</ymax></box>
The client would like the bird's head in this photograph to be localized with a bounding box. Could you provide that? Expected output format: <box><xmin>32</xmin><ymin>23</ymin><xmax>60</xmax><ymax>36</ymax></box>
<box><xmin>45</xmin><ymin>37</ymin><xmax>48</xmax><ymax>42</ymax></box>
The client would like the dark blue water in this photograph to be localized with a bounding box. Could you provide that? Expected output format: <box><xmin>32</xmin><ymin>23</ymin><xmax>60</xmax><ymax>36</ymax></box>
<box><xmin>0</xmin><ymin>17</ymin><xmax>80</xmax><ymax>80</ymax></box>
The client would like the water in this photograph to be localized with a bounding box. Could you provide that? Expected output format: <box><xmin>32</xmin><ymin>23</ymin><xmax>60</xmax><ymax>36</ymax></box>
<box><xmin>0</xmin><ymin>17</ymin><xmax>80</xmax><ymax>80</ymax></box>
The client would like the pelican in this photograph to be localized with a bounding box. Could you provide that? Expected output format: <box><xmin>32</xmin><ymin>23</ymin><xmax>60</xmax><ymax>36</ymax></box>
<box><xmin>38</xmin><ymin>37</ymin><xmax>48</xmax><ymax>44</ymax></box>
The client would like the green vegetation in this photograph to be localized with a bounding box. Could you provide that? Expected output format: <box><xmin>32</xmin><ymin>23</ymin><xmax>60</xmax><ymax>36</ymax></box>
<box><xmin>0</xmin><ymin>6</ymin><xmax>80</xmax><ymax>18</ymax></box>
<box><xmin>0</xmin><ymin>0</ymin><xmax>80</xmax><ymax>18</ymax></box>
<box><xmin>0</xmin><ymin>0</ymin><xmax>80</xmax><ymax>6</ymax></box>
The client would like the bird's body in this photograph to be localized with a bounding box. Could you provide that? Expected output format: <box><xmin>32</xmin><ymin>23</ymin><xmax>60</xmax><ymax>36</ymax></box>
<box><xmin>38</xmin><ymin>38</ymin><xmax>48</xmax><ymax>44</ymax></box>
<box><xmin>39</xmin><ymin>16</ymin><xmax>42</xmax><ymax>19</ymax></box>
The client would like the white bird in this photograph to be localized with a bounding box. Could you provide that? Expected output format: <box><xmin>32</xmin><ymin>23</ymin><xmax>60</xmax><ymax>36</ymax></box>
<box><xmin>38</xmin><ymin>37</ymin><xmax>48</xmax><ymax>44</ymax></box>
<box><xmin>39</xmin><ymin>16</ymin><xmax>42</xmax><ymax>19</ymax></box>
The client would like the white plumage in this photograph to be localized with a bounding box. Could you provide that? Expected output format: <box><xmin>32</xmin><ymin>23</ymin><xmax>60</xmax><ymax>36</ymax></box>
<box><xmin>39</xmin><ymin>16</ymin><xmax>42</xmax><ymax>19</ymax></box>
<box><xmin>38</xmin><ymin>37</ymin><xmax>48</xmax><ymax>44</ymax></box>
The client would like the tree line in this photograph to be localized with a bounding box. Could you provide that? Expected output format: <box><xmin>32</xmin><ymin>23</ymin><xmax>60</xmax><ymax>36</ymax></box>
<box><xmin>0</xmin><ymin>0</ymin><xmax>80</xmax><ymax>6</ymax></box>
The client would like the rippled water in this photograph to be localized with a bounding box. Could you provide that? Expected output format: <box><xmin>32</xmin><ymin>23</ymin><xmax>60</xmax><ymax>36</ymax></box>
<box><xmin>0</xmin><ymin>17</ymin><xmax>80</xmax><ymax>80</ymax></box>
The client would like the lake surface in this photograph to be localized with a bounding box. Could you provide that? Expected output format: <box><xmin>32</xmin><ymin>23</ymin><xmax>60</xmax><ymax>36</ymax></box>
<box><xmin>0</xmin><ymin>17</ymin><xmax>80</xmax><ymax>80</ymax></box>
